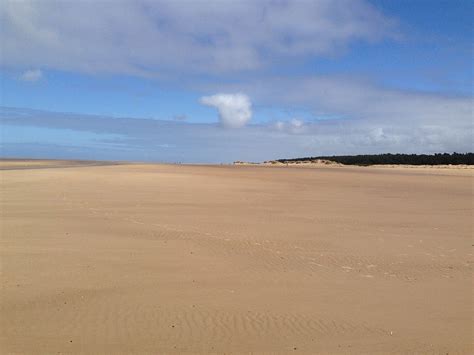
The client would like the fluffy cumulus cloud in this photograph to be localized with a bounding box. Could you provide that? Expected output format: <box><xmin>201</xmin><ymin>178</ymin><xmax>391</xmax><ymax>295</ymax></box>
<box><xmin>0</xmin><ymin>0</ymin><xmax>396</xmax><ymax>75</ymax></box>
<box><xmin>200</xmin><ymin>93</ymin><xmax>252</xmax><ymax>128</ymax></box>
<box><xmin>19</xmin><ymin>69</ymin><xmax>42</xmax><ymax>82</ymax></box>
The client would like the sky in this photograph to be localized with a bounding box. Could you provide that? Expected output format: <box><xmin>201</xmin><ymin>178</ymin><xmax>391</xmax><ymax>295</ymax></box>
<box><xmin>0</xmin><ymin>0</ymin><xmax>472</xmax><ymax>163</ymax></box>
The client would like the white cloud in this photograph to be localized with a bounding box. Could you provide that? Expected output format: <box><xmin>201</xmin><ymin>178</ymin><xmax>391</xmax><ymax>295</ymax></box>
<box><xmin>200</xmin><ymin>93</ymin><xmax>252</xmax><ymax>128</ymax></box>
<box><xmin>289</xmin><ymin>119</ymin><xmax>306</xmax><ymax>133</ymax></box>
<box><xmin>274</xmin><ymin>121</ymin><xmax>285</xmax><ymax>131</ymax></box>
<box><xmin>2</xmin><ymin>107</ymin><xmax>472</xmax><ymax>163</ymax></box>
<box><xmin>204</xmin><ymin>75</ymin><xmax>472</xmax><ymax>138</ymax></box>
<box><xmin>0</xmin><ymin>1</ymin><xmax>469</xmax><ymax>158</ymax></box>
<box><xmin>274</xmin><ymin>119</ymin><xmax>307</xmax><ymax>134</ymax></box>
<box><xmin>19</xmin><ymin>69</ymin><xmax>42</xmax><ymax>82</ymax></box>
<box><xmin>0</xmin><ymin>0</ymin><xmax>397</xmax><ymax>75</ymax></box>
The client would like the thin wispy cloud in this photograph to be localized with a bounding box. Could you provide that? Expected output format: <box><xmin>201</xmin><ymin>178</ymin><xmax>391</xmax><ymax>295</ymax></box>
<box><xmin>0</xmin><ymin>0</ymin><xmax>397</xmax><ymax>76</ymax></box>
<box><xmin>19</xmin><ymin>69</ymin><xmax>43</xmax><ymax>82</ymax></box>
<box><xmin>274</xmin><ymin>119</ymin><xmax>307</xmax><ymax>135</ymax></box>
<box><xmin>1</xmin><ymin>106</ymin><xmax>471</xmax><ymax>163</ymax></box>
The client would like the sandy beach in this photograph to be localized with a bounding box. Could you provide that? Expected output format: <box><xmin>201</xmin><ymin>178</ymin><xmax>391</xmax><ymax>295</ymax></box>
<box><xmin>1</xmin><ymin>161</ymin><xmax>472</xmax><ymax>353</ymax></box>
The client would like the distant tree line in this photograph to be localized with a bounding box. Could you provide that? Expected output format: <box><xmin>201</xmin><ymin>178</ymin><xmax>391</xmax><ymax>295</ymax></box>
<box><xmin>276</xmin><ymin>153</ymin><xmax>474</xmax><ymax>166</ymax></box>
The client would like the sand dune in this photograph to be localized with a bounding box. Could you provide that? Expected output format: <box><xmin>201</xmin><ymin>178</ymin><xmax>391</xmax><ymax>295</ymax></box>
<box><xmin>1</xmin><ymin>162</ymin><xmax>472</xmax><ymax>353</ymax></box>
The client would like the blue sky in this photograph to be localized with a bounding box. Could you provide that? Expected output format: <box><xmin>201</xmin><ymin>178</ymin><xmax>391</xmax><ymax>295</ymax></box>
<box><xmin>0</xmin><ymin>0</ymin><xmax>472</xmax><ymax>162</ymax></box>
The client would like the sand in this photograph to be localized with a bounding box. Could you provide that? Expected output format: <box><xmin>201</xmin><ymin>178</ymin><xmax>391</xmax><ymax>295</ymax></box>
<box><xmin>0</xmin><ymin>159</ymin><xmax>121</xmax><ymax>170</ymax></box>
<box><xmin>1</xmin><ymin>161</ymin><xmax>472</xmax><ymax>353</ymax></box>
